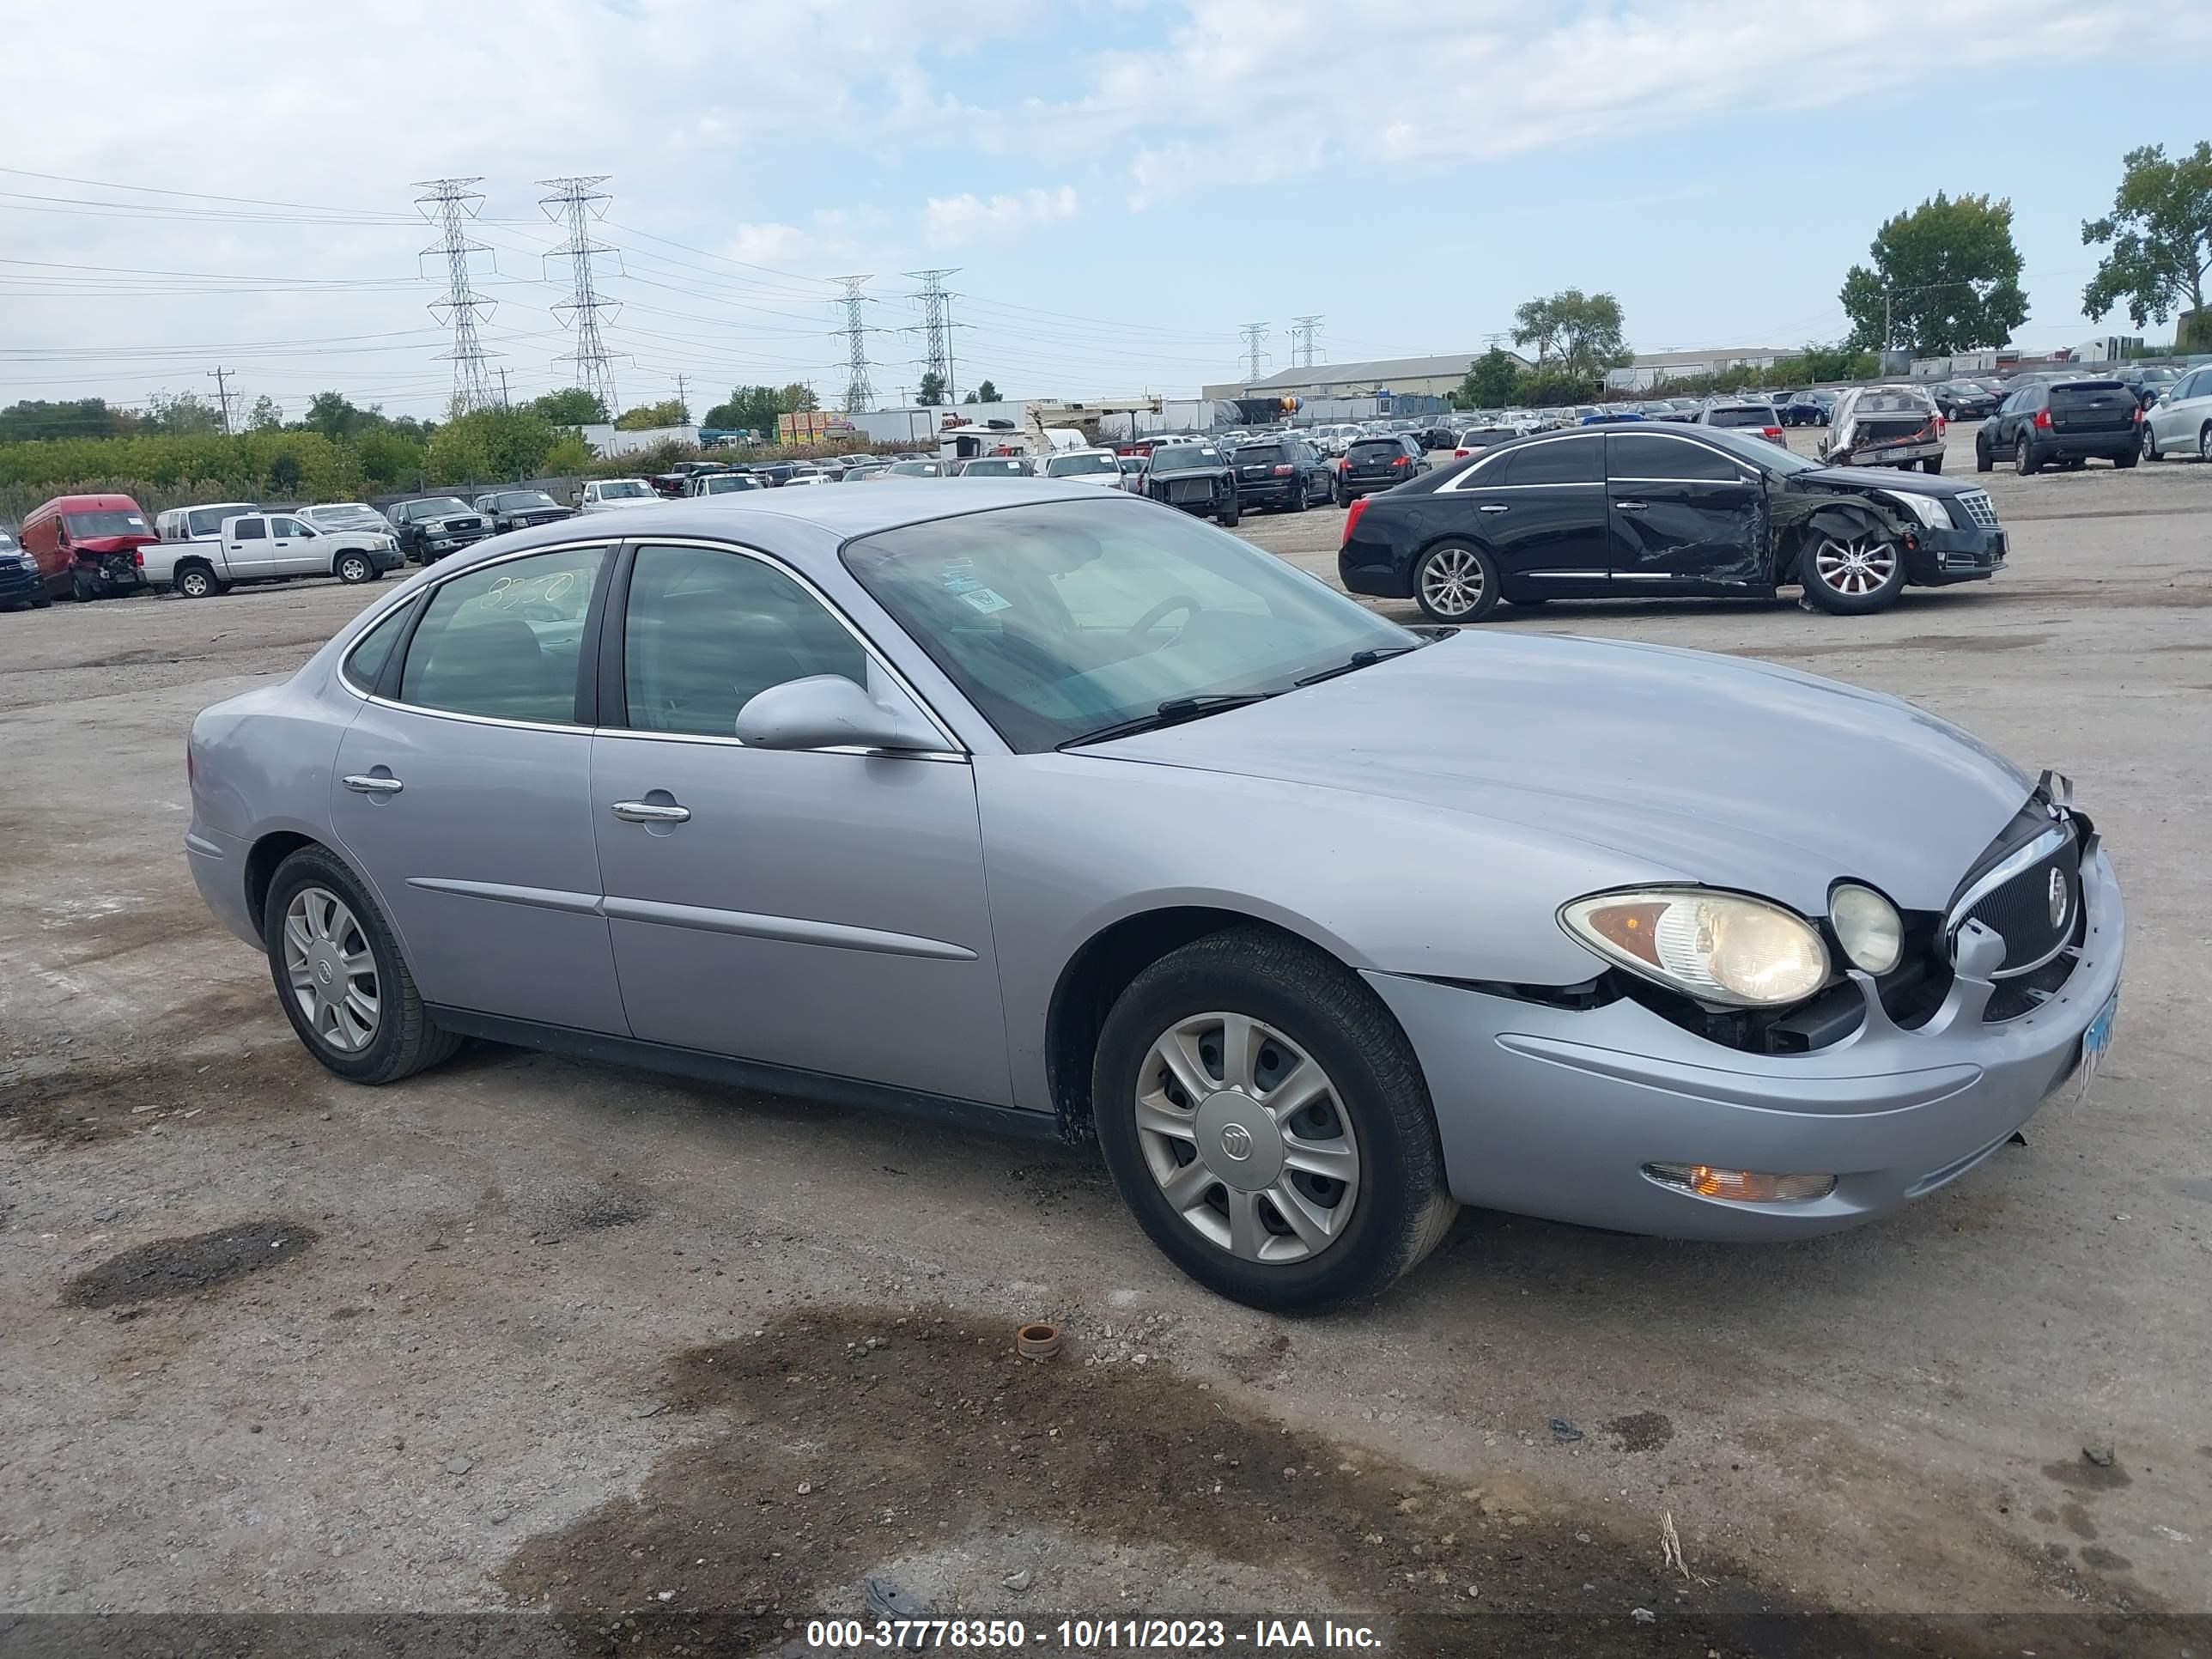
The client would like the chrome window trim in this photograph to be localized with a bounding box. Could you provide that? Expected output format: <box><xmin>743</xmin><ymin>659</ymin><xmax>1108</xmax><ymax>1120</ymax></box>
<box><xmin>1945</xmin><ymin>822</ymin><xmax>2076</xmax><ymax>979</ymax></box>
<box><xmin>1436</xmin><ymin>433</ymin><xmax>1603</xmax><ymax>492</ymax></box>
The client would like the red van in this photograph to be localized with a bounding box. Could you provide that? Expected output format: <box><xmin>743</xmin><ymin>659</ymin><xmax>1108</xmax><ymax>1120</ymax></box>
<box><xmin>18</xmin><ymin>494</ymin><xmax>155</xmax><ymax>601</ymax></box>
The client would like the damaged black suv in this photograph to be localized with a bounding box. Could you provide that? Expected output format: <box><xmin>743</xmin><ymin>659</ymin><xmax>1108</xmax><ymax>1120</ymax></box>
<box><xmin>1340</xmin><ymin>423</ymin><xmax>2006</xmax><ymax>623</ymax></box>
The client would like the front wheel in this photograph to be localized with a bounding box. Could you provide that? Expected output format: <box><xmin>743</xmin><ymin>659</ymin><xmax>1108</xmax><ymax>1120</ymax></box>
<box><xmin>31</xmin><ymin>593</ymin><xmax>52</xmax><ymax>609</ymax></box>
<box><xmin>1800</xmin><ymin>531</ymin><xmax>1905</xmax><ymax>615</ymax></box>
<box><xmin>2140</xmin><ymin>425</ymin><xmax>2161</xmax><ymax>462</ymax></box>
<box><xmin>263</xmin><ymin>847</ymin><xmax>462</xmax><ymax>1086</ymax></box>
<box><xmin>1283</xmin><ymin>484</ymin><xmax>1306</xmax><ymax>514</ymax></box>
<box><xmin>1413</xmin><ymin>541</ymin><xmax>1500</xmax><ymax>624</ymax></box>
<box><xmin>1091</xmin><ymin>928</ymin><xmax>1457</xmax><ymax>1313</ymax></box>
<box><xmin>1216</xmin><ymin>501</ymin><xmax>1240</xmax><ymax>528</ymax></box>
<box><xmin>1976</xmin><ymin>437</ymin><xmax>1994</xmax><ymax>472</ymax></box>
<box><xmin>335</xmin><ymin>551</ymin><xmax>377</xmax><ymax>584</ymax></box>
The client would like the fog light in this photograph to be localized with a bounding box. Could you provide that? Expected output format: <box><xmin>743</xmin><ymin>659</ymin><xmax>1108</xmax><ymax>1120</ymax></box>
<box><xmin>1644</xmin><ymin>1164</ymin><xmax>1837</xmax><ymax>1204</ymax></box>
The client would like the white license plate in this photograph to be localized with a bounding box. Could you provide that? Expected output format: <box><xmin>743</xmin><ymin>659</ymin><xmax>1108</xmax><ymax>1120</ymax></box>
<box><xmin>2076</xmin><ymin>988</ymin><xmax>2118</xmax><ymax>1100</ymax></box>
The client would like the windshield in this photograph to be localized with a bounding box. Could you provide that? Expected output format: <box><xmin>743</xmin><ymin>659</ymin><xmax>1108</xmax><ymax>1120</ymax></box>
<box><xmin>1046</xmin><ymin>453</ymin><xmax>1121</xmax><ymax>477</ymax></box>
<box><xmin>1697</xmin><ymin>425</ymin><xmax>1819</xmax><ymax>473</ymax></box>
<box><xmin>497</xmin><ymin>492</ymin><xmax>559</xmax><ymax>510</ymax></box>
<box><xmin>702</xmin><ymin>474</ymin><xmax>759</xmax><ymax>492</ymax></box>
<box><xmin>307</xmin><ymin>506</ymin><xmax>383</xmax><ymax>530</ymax></box>
<box><xmin>64</xmin><ymin>511</ymin><xmax>149</xmax><ymax>538</ymax></box>
<box><xmin>412</xmin><ymin>497</ymin><xmax>473</xmax><ymax>515</ymax></box>
<box><xmin>886</xmin><ymin>461</ymin><xmax>942</xmax><ymax>476</ymax></box>
<box><xmin>959</xmin><ymin>459</ymin><xmax>1029</xmax><ymax>476</ymax></box>
<box><xmin>1232</xmin><ymin>445</ymin><xmax>1285</xmax><ymax>465</ymax></box>
<box><xmin>187</xmin><ymin>504</ymin><xmax>254</xmax><ymax>536</ymax></box>
<box><xmin>598</xmin><ymin>481</ymin><xmax>653</xmax><ymax>499</ymax></box>
<box><xmin>1149</xmin><ymin>446</ymin><xmax>1223</xmax><ymax>473</ymax></box>
<box><xmin>0</xmin><ymin>530</ymin><xmax>16</xmax><ymax>551</ymax></box>
<box><xmin>843</xmin><ymin>497</ymin><xmax>1413</xmax><ymax>753</ymax></box>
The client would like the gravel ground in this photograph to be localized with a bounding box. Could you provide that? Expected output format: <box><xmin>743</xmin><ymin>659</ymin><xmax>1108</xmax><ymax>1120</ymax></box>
<box><xmin>3</xmin><ymin>427</ymin><xmax>2208</xmax><ymax>1654</ymax></box>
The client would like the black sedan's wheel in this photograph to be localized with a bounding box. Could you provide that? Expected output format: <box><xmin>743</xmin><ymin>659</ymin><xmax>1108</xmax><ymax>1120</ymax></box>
<box><xmin>1413</xmin><ymin>541</ymin><xmax>1501</xmax><ymax>624</ymax></box>
<box><xmin>1091</xmin><ymin>927</ymin><xmax>1457</xmax><ymax>1313</ymax></box>
<box><xmin>334</xmin><ymin>551</ymin><xmax>376</xmax><ymax>584</ymax></box>
<box><xmin>2015</xmin><ymin>436</ymin><xmax>2039</xmax><ymax>476</ymax></box>
<box><xmin>1800</xmin><ymin>531</ymin><xmax>1905</xmax><ymax>615</ymax></box>
<box><xmin>1216</xmin><ymin>500</ymin><xmax>1240</xmax><ymax>528</ymax></box>
<box><xmin>264</xmin><ymin>846</ymin><xmax>461</xmax><ymax>1085</ymax></box>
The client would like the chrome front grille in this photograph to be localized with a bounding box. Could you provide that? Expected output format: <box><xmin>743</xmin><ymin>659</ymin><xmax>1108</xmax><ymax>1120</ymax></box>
<box><xmin>1955</xmin><ymin>489</ymin><xmax>2000</xmax><ymax>531</ymax></box>
<box><xmin>1948</xmin><ymin>822</ymin><xmax>2080</xmax><ymax>979</ymax></box>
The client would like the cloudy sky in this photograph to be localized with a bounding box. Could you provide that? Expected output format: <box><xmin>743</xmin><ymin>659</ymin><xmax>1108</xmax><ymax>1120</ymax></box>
<box><xmin>2</xmin><ymin>0</ymin><xmax>2202</xmax><ymax>420</ymax></box>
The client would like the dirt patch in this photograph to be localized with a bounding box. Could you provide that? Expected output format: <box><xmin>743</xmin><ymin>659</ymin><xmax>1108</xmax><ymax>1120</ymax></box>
<box><xmin>1604</xmin><ymin>1411</ymin><xmax>1674</xmax><ymax>1454</ymax></box>
<box><xmin>498</xmin><ymin>1304</ymin><xmax>1986</xmax><ymax>1658</ymax></box>
<box><xmin>0</xmin><ymin>1040</ymin><xmax>318</xmax><ymax>1147</ymax></box>
<box><xmin>60</xmin><ymin>1217</ymin><xmax>319</xmax><ymax>1309</ymax></box>
<box><xmin>2042</xmin><ymin>1454</ymin><xmax>2133</xmax><ymax>1493</ymax></box>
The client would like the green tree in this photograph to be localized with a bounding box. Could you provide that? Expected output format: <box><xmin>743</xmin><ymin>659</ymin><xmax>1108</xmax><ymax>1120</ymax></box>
<box><xmin>1511</xmin><ymin>290</ymin><xmax>1631</xmax><ymax>378</ymax></box>
<box><xmin>778</xmin><ymin>383</ymin><xmax>818</xmax><ymax>413</ymax></box>
<box><xmin>302</xmin><ymin>391</ymin><xmax>365</xmax><ymax>441</ymax></box>
<box><xmin>543</xmin><ymin>432</ymin><xmax>594</xmax><ymax>474</ymax></box>
<box><xmin>1839</xmin><ymin>192</ymin><xmax>2027</xmax><ymax>356</ymax></box>
<box><xmin>1455</xmin><ymin>347</ymin><xmax>1522</xmax><ymax>408</ymax></box>
<box><xmin>702</xmin><ymin>385</ymin><xmax>782</xmax><ymax>433</ymax></box>
<box><xmin>614</xmin><ymin>399</ymin><xmax>690</xmax><ymax>431</ymax></box>
<box><xmin>424</xmin><ymin>408</ymin><xmax>558</xmax><ymax>485</ymax></box>
<box><xmin>0</xmin><ymin>398</ymin><xmax>130</xmax><ymax>442</ymax></box>
<box><xmin>354</xmin><ymin>428</ymin><xmax>425</xmax><ymax>488</ymax></box>
<box><xmin>915</xmin><ymin>370</ymin><xmax>946</xmax><ymax>406</ymax></box>
<box><xmin>973</xmin><ymin>378</ymin><xmax>1001</xmax><ymax>404</ymax></box>
<box><xmin>147</xmin><ymin>390</ymin><xmax>223</xmax><ymax>435</ymax></box>
<box><xmin>528</xmin><ymin>387</ymin><xmax>610</xmax><ymax>425</ymax></box>
<box><xmin>247</xmin><ymin>394</ymin><xmax>284</xmax><ymax>432</ymax></box>
<box><xmin>2081</xmin><ymin>143</ymin><xmax>2212</xmax><ymax>341</ymax></box>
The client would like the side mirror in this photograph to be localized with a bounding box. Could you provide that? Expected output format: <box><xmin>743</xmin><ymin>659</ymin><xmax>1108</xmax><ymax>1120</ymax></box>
<box><xmin>734</xmin><ymin>675</ymin><xmax>934</xmax><ymax>753</ymax></box>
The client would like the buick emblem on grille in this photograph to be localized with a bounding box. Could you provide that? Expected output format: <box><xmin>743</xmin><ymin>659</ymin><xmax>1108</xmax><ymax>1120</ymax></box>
<box><xmin>2048</xmin><ymin>867</ymin><xmax>2069</xmax><ymax>927</ymax></box>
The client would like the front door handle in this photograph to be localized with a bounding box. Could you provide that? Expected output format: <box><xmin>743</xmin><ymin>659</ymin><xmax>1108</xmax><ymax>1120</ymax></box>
<box><xmin>1478</xmin><ymin>502</ymin><xmax>1509</xmax><ymax>514</ymax></box>
<box><xmin>611</xmin><ymin>799</ymin><xmax>690</xmax><ymax>824</ymax></box>
<box><xmin>342</xmin><ymin>774</ymin><xmax>404</xmax><ymax>795</ymax></box>
<box><xmin>1614</xmin><ymin>501</ymin><xmax>1648</xmax><ymax>512</ymax></box>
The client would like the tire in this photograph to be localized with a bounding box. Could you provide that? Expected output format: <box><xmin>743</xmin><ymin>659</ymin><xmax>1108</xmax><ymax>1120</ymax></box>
<box><xmin>1334</xmin><ymin>485</ymin><xmax>1353</xmax><ymax>508</ymax></box>
<box><xmin>1091</xmin><ymin>927</ymin><xmax>1457</xmax><ymax>1314</ymax></box>
<box><xmin>334</xmin><ymin>551</ymin><xmax>376</xmax><ymax>584</ymax></box>
<box><xmin>2140</xmin><ymin>424</ymin><xmax>2161</xmax><ymax>462</ymax></box>
<box><xmin>1922</xmin><ymin>456</ymin><xmax>1942</xmax><ymax>474</ymax></box>
<box><xmin>1975</xmin><ymin>437</ymin><xmax>1993</xmax><ymax>473</ymax></box>
<box><xmin>1216</xmin><ymin>501</ymin><xmax>1240</xmax><ymax>528</ymax></box>
<box><xmin>70</xmin><ymin>569</ymin><xmax>95</xmax><ymax>602</ymax></box>
<box><xmin>2113</xmin><ymin>447</ymin><xmax>2137</xmax><ymax>470</ymax></box>
<box><xmin>31</xmin><ymin>593</ymin><xmax>52</xmax><ymax>609</ymax></box>
<box><xmin>2199</xmin><ymin>423</ymin><xmax>2212</xmax><ymax>463</ymax></box>
<box><xmin>174</xmin><ymin>562</ymin><xmax>222</xmax><ymax>599</ymax></box>
<box><xmin>2015</xmin><ymin>436</ymin><xmax>2039</xmax><ymax>476</ymax></box>
<box><xmin>1283</xmin><ymin>483</ymin><xmax>1306</xmax><ymax>514</ymax></box>
<box><xmin>262</xmin><ymin>846</ymin><xmax>463</xmax><ymax>1086</ymax></box>
<box><xmin>1412</xmin><ymin>541</ymin><xmax>1501</xmax><ymax>624</ymax></box>
<box><xmin>1798</xmin><ymin>527</ymin><xmax>1906</xmax><ymax>616</ymax></box>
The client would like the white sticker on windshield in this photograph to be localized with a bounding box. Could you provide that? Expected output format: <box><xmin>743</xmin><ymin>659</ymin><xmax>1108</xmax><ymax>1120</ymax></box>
<box><xmin>960</xmin><ymin>587</ymin><xmax>1012</xmax><ymax>615</ymax></box>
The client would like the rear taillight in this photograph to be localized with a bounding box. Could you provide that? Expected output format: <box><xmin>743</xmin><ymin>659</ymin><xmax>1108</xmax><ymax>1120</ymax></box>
<box><xmin>134</xmin><ymin>550</ymin><xmax>145</xmax><ymax>566</ymax></box>
<box><xmin>1341</xmin><ymin>495</ymin><xmax>1370</xmax><ymax>544</ymax></box>
<box><xmin>2132</xmin><ymin>403</ymin><xmax>2143</xmax><ymax>423</ymax></box>
<box><xmin>1273</xmin><ymin>465</ymin><xmax>1294</xmax><ymax>477</ymax></box>
<box><xmin>1391</xmin><ymin>456</ymin><xmax>1411</xmax><ymax>467</ymax></box>
<box><xmin>2034</xmin><ymin>409</ymin><xmax>2051</xmax><ymax>429</ymax></box>
<box><xmin>1763</xmin><ymin>427</ymin><xmax>1784</xmax><ymax>441</ymax></box>
<box><xmin>1454</xmin><ymin>447</ymin><xmax>1471</xmax><ymax>459</ymax></box>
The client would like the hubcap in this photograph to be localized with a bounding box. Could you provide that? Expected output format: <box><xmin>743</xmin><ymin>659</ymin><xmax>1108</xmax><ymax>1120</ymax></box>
<box><xmin>1419</xmin><ymin>547</ymin><xmax>1484</xmax><ymax>617</ymax></box>
<box><xmin>283</xmin><ymin>886</ymin><xmax>380</xmax><ymax>1053</ymax></box>
<box><xmin>184</xmin><ymin>573</ymin><xmax>208</xmax><ymax>595</ymax></box>
<box><xmin>1814</xmin><ymin>535</ymin><xmax>1897</xmax><ymax>596</ymax></box>
<box><xmin>1134</xmin><ymin>1012</ymin><xmax>1361</xmax><ymax>1264</ymax></box>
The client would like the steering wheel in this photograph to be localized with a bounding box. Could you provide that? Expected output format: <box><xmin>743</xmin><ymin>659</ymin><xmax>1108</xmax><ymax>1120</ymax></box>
<box><xmin>1127</xmin><ymin>594</ymin><xmax>1200</xmax><ymax>643</ymax></box>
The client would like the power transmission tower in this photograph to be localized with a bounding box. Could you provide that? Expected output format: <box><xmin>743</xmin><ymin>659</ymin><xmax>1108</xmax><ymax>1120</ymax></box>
<box><xmin>830</xmin><ymin>276</ymin><xmax>876</xmax><ymax>414</ymax></box>
<box><xmin>412</xmin><ymin>178</ymin><xmax>499</xmax><ymax>413</ymax></box>
<box><xmin>1290</xmin><ymin>315</ymin><xmax>1323</xmax><ymax>369</ymax></box>
<box><xmin>539</xmin><ymin>175</ymin><xmax>623</xmax><ymax>419</ymax></box>
<box><xmin>903</xmin><ymin>267</ymin><xmax>960</xmax><ymax>404</ymax></box>
<box><xmin>205</xmin><ymin>366</ymin><xmax>237</xmax><ymax>434</ymax></box>
<box><xmin>1239</xmin><ymin>322</ymin><xmax>1270</xmax><ymax>384</ymax></box>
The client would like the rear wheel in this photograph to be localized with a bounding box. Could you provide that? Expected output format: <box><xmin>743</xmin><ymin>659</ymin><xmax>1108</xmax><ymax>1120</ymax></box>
<box><xmin>264</xmin><ymin>846</ymin><xmax>461</xmax><ymax>1086</ymax></box>
<box><xmin>2113</xmin><ymin>447</ymin><xmax>2137</xmax><ymax>470</ymax></box>
<box><xmin>174</xmin><ymin>562</ymin><xmax>223</xmax><ymax>599</ymax></box>
<box><xmin>1413</xmin><ymin>541</ymin><xmax>1500</xmax><ymax>624</ymax></box>
<box><xmin>1922</xmin><ymin>456</ymin><xmax>1942</xmax><ymax>474</ymax></box>
<box><xmin>1216</xmin><ymin>499</ymin><xmax>1240</xmax><ymax>528</ymax></box>
<box><xmin>1975</xmin><ymin>435</ymin><xmax>1994</xmax><ymax>472</ymax></box>
<box><xmin>1283</xmin><ymin>483</ymin><xmax>1306</xmax><ymax>514</ymax></box>
<box><xmin>2015</xmin><ymin>436</ymin><xmax>2039</xmax><ymax>476</ymax></box>
<box><xmin>1800</xmin><ymin>530</ymin><xmax>1905</xmax><ymax>615</ymax></box>
<box><xmin>1091</xmin><ymin>927</ymin><xmax>1457</xmax><ymax>1313</ymax></box>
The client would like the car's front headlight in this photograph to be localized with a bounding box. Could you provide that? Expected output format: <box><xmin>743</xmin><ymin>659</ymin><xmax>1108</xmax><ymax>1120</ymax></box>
<box><xmin>1884</xmin><ymin>490</ymin><xmax>1953</xmax><ymax>531</ymax></box>
<box><xmin>1560</xmin><ymin>888</ymin><xmax>1830</xmax><ymax>1007</ymax></box>
<box><xmin>15</xmin><ymin>554</ymin><xmax>35</xmax><ymax>571</ymax></box>
<box><xmin>1827</xmin><ymin>882</ymin><xmax>1904</xmax><ymax>974</ymax></box>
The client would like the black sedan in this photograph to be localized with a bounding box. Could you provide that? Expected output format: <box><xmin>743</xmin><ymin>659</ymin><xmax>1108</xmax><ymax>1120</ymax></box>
<box><xmin>1932</xmin><ymin>382</ymin><xmax>1999</xmax><ymax>421</ymax></box>
<box><xmin>1339</xmin><ymin>424</ymin><xmax>2008</xmax><ymax>624</ymax></box>
<box><xmin>1229</xmin><ymin>437</ymin><xmax>1334</xmax><ymax>514</ymax></box>
<box><xmin>1334</xmin><ymin>435</ymin><xmax>1430</xmax><ymax>504</ymax></box>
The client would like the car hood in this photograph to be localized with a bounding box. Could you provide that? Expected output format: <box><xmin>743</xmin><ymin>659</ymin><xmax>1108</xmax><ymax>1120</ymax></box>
<box><xmin>1796</xmin><ymin>466</ymin><xmax>1974</xmax><ymax>498</ymax></box>
<box><xmin>1092</xmin><ymin>631</ymin><xmax>2033</xmax><ymax>915</ymax></box>
<box><xmin>69</xmin><ymin>534</ymin><xmax>155</xmax><ymax>555</ymax></box>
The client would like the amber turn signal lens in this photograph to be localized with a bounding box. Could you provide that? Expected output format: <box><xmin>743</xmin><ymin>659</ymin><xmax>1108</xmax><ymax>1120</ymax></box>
<box><xmin>1644</xmin><ymin>1164</ymin><xmax>1837</xmax><ymax>1204</ymax></box>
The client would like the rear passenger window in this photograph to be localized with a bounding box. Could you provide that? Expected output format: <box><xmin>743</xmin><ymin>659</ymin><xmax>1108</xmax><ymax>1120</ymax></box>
<box><xmin>1502</xmin><ymin>438</ymin><xmax>1600</xmax><ymax>485</ymax></box>
<box><xmin>233</xmin><ymin>519</ymin><xmax>266</xmax><ymax>540</ymax></box>
<box><xmin>399</xmin><ymin>545</ymin><xmax>606</xmax><ymax>724</ymax></box>
<box><xmin>623</xmin><ymin>544</ymin><xmax>866</xmax><ymax>738</ymax></box>
<box><xmin>1610</xmin><ymin>434</ymin><xmax>1738</xmax><ymax>482</ymax></box>
<box><xmin>343</xmin><ymin>602</ymin><xmax>415</xmax><ymax>692</ymax></box>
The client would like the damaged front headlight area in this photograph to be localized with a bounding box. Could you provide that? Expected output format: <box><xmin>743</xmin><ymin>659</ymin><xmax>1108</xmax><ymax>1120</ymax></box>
<box><xmin>1881</xmin><ymin>490</ymin><xmax>1954</xmax><ymax>531</ymax></box>
<box><xmin>1559</xmin><ymin>889</ymin><xmax>1831</xmax><ymax>1009</ymax></box>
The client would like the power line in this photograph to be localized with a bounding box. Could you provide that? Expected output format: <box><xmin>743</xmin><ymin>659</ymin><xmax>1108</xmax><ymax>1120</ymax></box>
<box><xmin>1239</xmin><ymin>321</ymin><xmax>1270</xmax><ymax>383</ymax></box>
<box><xmin>1290</xmin><ymin>315</ymin><xmax>1323</xmax><ymax>369</ymax></box>
<box><xmin>540</xmin><ymin>175</ymin><xmax>623</xmax><ymax>417</ymax></box>
<box><xmin>413</xmin><ymin>178</ymin><xmax>498</xmax><ymax>412</ymax></box>
<box><xmin>830</xmin><ymin>276</ymin><xmax>876</xmax><ymax>414</ymax></box>
<box><xmin>905</xmin><ymin>268</ymin><xmax>961</xmax><ymax>405</ymax></box>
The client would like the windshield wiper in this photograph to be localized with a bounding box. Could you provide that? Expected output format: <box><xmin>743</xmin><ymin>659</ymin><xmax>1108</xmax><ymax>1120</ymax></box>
<box><xmin>1060</xmin><ymin>693</ymin><xmax>1275</xmax><ymax>750</ymax></box>
<box><xmin>1291</xmin><ymin>642</ymin><xmax>1426</xmax><ymax>688</ymax></box>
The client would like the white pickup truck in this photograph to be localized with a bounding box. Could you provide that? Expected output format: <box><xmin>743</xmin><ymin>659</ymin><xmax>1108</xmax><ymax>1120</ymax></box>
<box><xmin>166</xmin><ymin>512</ymin><xmax>403</xmax><ymax>599</ymax></box>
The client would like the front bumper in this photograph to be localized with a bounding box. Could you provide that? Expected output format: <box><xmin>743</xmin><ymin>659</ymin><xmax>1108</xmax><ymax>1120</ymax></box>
<box><xmin>370</xmin><ymin>546</ymin><xmax>405</xmax><ymax>573</ymax></box>
<box><xmin>1367</xmin><ymin>846</ymin><xmax>2123</xmax><ymax>1240</ymax></box>
<box><xmin>0</xmin><ymin>565</ymin><xmax>40</xmax><ymax>605</ymax></box>
<box><xmin>1150</xmin><ymin>488</ymin><xmax>1231</xmax><ymax>516</ymax></box>
<box><xmin>1837</xmin><ymin>443</ymin><xmax>1943</xmax><ymax>467</ymax></box>
<box><xmin>1906</xmin><ymin>525</ymin><xmax>2007</xmax><ymax>586</ymax></box>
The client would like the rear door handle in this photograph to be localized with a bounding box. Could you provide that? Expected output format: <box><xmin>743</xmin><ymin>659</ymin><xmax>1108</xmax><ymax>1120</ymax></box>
<box><xmin>1613</xmin><ymin>501</ymin><xmax>1648</xmax><ymax>511</ymax></box>
<box><xmin>342</xmin><ymin>775</ymin><xmax>404</xmax><ymax>795</ymax></box>
<box><xmin>1478</xmin><ymin>503</ymin><xmax>1508</xmax><ymax>514</ymax></box>
<box><xmin>611</xmin><ymin>800</ymin><xmax>690</xmax><ymax>824</ymax></box>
